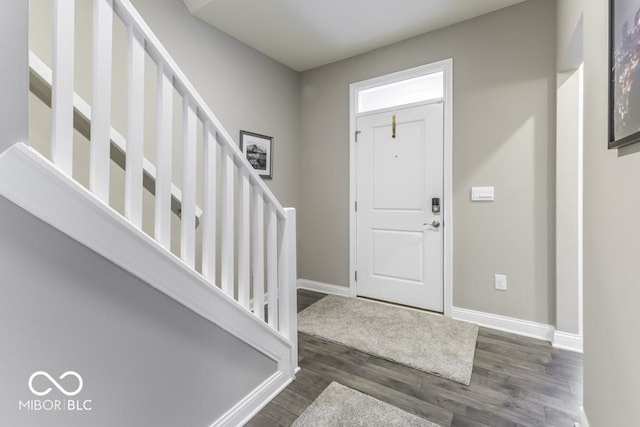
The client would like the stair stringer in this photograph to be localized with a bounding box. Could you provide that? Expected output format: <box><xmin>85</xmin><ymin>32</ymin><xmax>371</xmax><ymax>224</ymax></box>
<box><xmin>0</xmin><ymin>143</ymin><xmax>296</xmax><ymax>425</ymax></box>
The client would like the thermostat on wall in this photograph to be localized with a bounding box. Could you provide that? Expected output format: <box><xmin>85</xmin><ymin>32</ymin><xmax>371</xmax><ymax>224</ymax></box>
<box><xmin>471</xmin><ymin>186</ymin><xmax>495</xmax><ymax>201</ymax></box>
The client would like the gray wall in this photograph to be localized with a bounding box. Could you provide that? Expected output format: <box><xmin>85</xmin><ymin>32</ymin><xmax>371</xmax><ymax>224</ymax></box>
<box><xmin>299</xmin><ymin>0</ymin><xmax>557</xmax><ymax>324</ymax></box>
<box><xmin>583</xmin><ymin>0</ymin><xmax>640</xmax><ymax>424</ymax></box>
<box><xmin>0</xmin><ymin>196</ymin><xmax>276</xmax><ymax>427</ymax></box>
<box><xmin>0</xmin><ymin>0</ymin><xmax>28</xmax><ymax>153</ymax></box>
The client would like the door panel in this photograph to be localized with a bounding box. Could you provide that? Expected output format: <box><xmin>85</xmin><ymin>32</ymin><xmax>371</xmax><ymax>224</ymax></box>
<box><xmin>372</xmin><ymin>229</ymin><xmax>423</xmax><ymax>282</ymax></box>
<box><xmin>372</xmin><ymin>120</ymin><xmax>425</xmax><ymax>211</ymax></box>
<box><xmin>356</xmin><ymin>103</ymin><xmax>444</xmax><ymax>311</ymax></box>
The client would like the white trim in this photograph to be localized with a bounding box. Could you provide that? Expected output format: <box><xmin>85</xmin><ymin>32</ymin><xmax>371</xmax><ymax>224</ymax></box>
<box><xmin>349</xmin><ymin>75</ymin><xmax>358</xmax><ymax>299</ymax></box>
<box><xmin>453</xmin><ymin>305</ymin><xmax>584</xmax><ymax>351</ymax></box>
<box><xmin>553</xmin><ymin>330</ymin><xmax>583</xmax><ymax>353</ymax></box>
<box><xmin>577</xmin><ymin>63</ymin><xmax>584</xmax><ymax>338</ymax></box>
<box><xmin>0</xmin><ymin>144</ymin><xmax>295</xmax><ymax>374</ymax></box>
<box><xmin>577</xmin><ymin>407</ymin><xmax>590</xmax><ymax>427</ymax></box>
<box><xmin>349</xmin><ymin>59</ymin><xmax>454</xmax><ymax>315</ymax></box>
<box><xmin>297</xmin><ymin>279</ymin><xmax>351</xmax><ymax>297</ymax></box>
<box><xmin>452</xmin><ymin>306</ymin><xmax>555</xmax><ymax>342</ymax></box>
<box><xmin>442</xmin><ymin>60</ymin><xmax>454</xmax><ymax>317</ymax></box>
<box><xmin>210</xmin><ymin>371</ymin><xmax>292</xmax><ymax>427</ymax></box>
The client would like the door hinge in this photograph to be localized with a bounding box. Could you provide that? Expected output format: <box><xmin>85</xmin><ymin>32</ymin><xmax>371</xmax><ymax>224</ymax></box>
<box><xmin>355</xmin><ymin>201</ymin><xmax>358</xmax><ymax>212</ymax></box>
<box><xmin>355</xmin><ymin>130</ymin><xmax>361</xmax><ymax>142</ymax></box>
<box><xmin>355</xmin><ymin>271</ymin><xmax>358</xmax><ymax>281</ymax></box>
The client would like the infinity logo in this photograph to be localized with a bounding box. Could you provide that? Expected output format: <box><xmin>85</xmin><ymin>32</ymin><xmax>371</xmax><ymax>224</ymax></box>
<box><xmin>28</xmin><ymin>371</ymin><xmax>83</xmax><ymax>397</ymax></box>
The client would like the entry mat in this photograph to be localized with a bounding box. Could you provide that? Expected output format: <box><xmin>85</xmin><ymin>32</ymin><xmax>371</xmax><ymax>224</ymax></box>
<box><xmin>297</xmin><ymin>295</ymin><xmax>478</xmax><ymax>385</ymax></box>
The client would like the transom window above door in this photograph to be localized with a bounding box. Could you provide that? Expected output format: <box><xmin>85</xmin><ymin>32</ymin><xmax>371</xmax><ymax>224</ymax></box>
<box><xmin>356</xmin><ymin>71</ymin><xmax>444</xmax><ymax>114</ymax></box>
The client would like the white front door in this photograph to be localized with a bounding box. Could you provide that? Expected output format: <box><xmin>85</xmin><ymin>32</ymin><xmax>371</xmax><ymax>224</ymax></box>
<box><xmin>356</xmin><ymin>102</ymin><xmax>444</xmax><ymax>312</ymax></box>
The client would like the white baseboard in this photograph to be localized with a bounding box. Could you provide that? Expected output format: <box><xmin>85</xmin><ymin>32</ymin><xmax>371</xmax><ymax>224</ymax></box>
<box><xmin>211</xmin><ymin>371</ymin><xmax>292</xmax><ymax>427</ymax></box>
<box><xmin>577</xmin><ymin>407</ymin><xmax>589</xmax><ymax>427</ymax></box>
<box><xmin>452</xmin><ymin>306</ymin><xmax>555</xmax><ymax>342</ymax></box>
<box><xmin>297</xmin><ymin>279</ymin><xmax>351</xmax><ymax>297</ymax></box>
<box><xmin>553</xmin><ymin>330</ymin><xmax>583</xmax><ymax>353</ymax></box>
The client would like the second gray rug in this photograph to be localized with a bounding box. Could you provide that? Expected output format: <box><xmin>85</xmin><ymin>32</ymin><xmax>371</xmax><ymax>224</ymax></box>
<box><xmin>292</xmin><ymin>382</ymin><xmax>440</xmax><ymax>426</ymax></box>
<box><xmin>298</xmin><ymin>295</ymin><xmax>478</xmax><ymax>385</ymax></box>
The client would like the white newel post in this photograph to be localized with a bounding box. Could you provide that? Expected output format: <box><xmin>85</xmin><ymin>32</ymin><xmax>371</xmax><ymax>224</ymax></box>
<box><xmin>0</xmin><ymin>0</ymin><xmax>29</xmax><ymax>154</ymax></box>
<box><xmin>278</xmin><ymin>208</ymin><xmax>298</xmax><ymax>377</ymax></box>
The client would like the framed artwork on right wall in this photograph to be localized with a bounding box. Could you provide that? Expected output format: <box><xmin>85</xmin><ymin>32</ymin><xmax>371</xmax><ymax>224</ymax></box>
<box><xmin>609</xmin><ymin>0</ymin><xmax>640</xmax><ymax>148</ymax></box>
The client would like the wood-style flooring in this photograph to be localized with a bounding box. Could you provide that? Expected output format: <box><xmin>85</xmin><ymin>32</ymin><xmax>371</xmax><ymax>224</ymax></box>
<box><xmin>247</xmin><ymin>290</ymin><xmax>583</xmax><ymax>427</ymax></box>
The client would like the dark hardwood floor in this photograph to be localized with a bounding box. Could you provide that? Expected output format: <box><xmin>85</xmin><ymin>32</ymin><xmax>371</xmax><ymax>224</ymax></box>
<box><xmin>247</xmin><ymin>290</ymin><xmax>583</xmax><ymax>427</ymax></box>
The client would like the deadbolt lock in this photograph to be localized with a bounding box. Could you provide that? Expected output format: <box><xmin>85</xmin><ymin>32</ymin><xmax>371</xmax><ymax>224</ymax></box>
<box><xmin>432</xmin><ymin>197</ymin><xmax>440</xmax><ymax>213</ymax></box>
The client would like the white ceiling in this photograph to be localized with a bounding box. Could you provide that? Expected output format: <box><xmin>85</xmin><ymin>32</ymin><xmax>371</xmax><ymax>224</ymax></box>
<box><xmin>182</xmin><ymin>0</ymin><xmax>528</xmax><ymax>71</ymax></box>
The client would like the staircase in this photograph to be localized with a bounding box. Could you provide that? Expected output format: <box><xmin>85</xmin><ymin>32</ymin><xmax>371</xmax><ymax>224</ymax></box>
<box><xmin>0</xmin><ymin>0</ymin><xmax>297</xmax><ymax>425</ymax></box>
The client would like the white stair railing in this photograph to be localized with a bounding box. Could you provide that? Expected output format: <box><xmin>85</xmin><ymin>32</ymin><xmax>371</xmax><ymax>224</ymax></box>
<box><xmin>29</xmin><ymin>52</ymin><xmax>203</xmax><ymax>223</ymax></box>
<box><xmin>44</xmin><ymin>0</ymin><xmax>297</xmax><ymax>346</ymax></box>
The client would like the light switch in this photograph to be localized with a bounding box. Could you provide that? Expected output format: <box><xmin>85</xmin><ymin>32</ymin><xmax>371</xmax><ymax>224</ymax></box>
<box><xmin>471</xmin><ymin>186</ymin><xmax>495</xmax><ymax>201</ymax></box>
<box><xmin>495</xmin><ymin>274</ymin><xmax>507</xmax><ymax>291</ymax></box>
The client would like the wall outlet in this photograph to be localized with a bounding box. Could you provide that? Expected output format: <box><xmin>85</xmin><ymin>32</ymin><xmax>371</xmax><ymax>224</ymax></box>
<box><xmin>495</xmin><ymin>274</ymin><xmax>507</xmax><ymax>291</ymax></box>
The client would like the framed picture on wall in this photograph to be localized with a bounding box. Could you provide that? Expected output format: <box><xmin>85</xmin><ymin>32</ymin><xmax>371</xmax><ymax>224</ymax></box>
<box><xmin>240</xmin><ymin>130</ymin><xmax>273</xmax><ymax>179</ymax></box>
<box><xmin>609</xmin><ymin>0</ymin><xmax>640</xmax><ymax>148</ymax></box>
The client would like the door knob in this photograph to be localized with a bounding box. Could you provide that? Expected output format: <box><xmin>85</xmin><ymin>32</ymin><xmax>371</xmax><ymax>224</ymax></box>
<box><xmin>423</xmin><ymin>220</ymin><xmax>441</xmax><ymax>229</ymax></box>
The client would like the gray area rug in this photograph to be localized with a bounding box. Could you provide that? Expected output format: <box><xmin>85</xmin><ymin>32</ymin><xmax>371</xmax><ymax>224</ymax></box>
<box><xmin>292</xmin><ymin>382</ymin><xmax>440</xmax><ymax>427</ymax></box>
<box><xmin>298</xmin><ymin>295</ymin><xmax>479</xmax><ymax>385</ymax></box>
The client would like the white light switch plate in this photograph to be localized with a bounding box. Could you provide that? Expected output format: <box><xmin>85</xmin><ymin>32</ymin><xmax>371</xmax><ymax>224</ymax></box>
<box><xmin>471</xmin><ymin>186</ymin><xmax>495</xmax><ymax>201</ymax></box>
<box><xmin>495</xmin><ymin>274</ymin><xmax>507</xmax><ymax>291</ymax></box>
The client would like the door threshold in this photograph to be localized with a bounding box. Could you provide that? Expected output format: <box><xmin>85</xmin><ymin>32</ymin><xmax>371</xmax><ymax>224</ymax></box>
<box><xmin>355</xmin><ymin>295</ymin><xmax>444</xmax><ymax>316</ymax></box>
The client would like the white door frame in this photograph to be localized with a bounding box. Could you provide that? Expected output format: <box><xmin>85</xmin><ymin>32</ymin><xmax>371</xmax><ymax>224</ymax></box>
<box><xmin>348</xmin><ymin>59</ymin><xmax>453</xmax><ymax>317</ymax></box>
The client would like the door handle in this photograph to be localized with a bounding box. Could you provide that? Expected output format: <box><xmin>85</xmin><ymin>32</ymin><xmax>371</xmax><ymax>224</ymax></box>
<box><xmin>423</xmin><ymin>220</ymin><xmax>441</xmax><ymax>229</ymax></box>
<box><xmin>424</xmin><ymin>220</ymin><xmax>441</xmax><ymax>229</ymax></box>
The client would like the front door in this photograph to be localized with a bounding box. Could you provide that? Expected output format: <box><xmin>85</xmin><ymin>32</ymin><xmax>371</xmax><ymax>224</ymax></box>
<box><xmin>356</xmin><ymin>102</ymin><xmax>444</xmax><ymax>312</ymax></box>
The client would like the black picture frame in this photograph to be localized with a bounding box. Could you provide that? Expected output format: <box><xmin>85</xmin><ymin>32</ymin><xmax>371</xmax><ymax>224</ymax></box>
<box><xmin>609</xmin><ymin>0</ymin><xmax>640</xmax><ymax>148</ymax></box>
<box><xmin>240</xmin><ymin>130</ymin><xmax>273</xmax><ymax>179</ymax></box>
